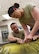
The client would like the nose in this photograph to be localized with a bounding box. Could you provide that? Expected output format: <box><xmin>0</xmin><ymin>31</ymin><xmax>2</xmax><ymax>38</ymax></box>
<box><xmin>15</xmin><ymin>27</ymin><xmax>17</xmax><ymax>30</ymax></box>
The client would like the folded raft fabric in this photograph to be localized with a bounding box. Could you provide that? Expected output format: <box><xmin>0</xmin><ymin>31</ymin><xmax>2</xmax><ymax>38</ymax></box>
<box><xmin>0</xmin><ymin>39</ymin><xmax>39</xmax><ymax>54</ymax></box>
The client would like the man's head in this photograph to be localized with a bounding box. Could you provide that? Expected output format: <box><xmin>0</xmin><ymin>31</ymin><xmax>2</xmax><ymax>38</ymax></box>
<box><xmin>8</xmin><ymin>3</ymin><xmax>24</xmax><ymax>18</ymax></box>
<box><xmin>10</xmin><ymin>23</ymin><xmax>19</xmax><ymax>33</ymax></box>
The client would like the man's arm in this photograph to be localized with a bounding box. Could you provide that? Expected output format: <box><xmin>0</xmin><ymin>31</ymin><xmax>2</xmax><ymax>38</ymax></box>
<box><xmin>8</xmin><ymin>36</ymin><xmax>17</xmax><ymax>42</ymax></box>
<box><xmin>8</xmin><ymin>33</ymin><xmax>24</xmax><ymax>44</ymax></box>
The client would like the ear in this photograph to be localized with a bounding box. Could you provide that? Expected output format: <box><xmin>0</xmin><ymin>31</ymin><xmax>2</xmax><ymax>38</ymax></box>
<box><xmin>13</xmin><ymin>8</ymin><xmax>16</xmax><ymax>11</ymax></box>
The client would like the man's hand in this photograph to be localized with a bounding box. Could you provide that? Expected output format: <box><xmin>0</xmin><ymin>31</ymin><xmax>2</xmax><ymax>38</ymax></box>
<box><xmin>17</xmin><ymin>38</ymin><xmax>24</xmax><ymax>44</ymax></box>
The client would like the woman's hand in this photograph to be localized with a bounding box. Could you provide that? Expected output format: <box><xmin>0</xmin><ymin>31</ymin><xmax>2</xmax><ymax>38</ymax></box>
<box><xmin>23</xmin><ymin>36</ymin><xmax>28</xmax><ymax>43</ymax></box>
<box><xmin>26</xmin><ymin>34</ymin><xmax>33</xmax><ymax>42</ymax></box>
<box><xmin>27</xmin><ymin>34</ymin><xmax>33</xmax><ymax>39</ymax></box>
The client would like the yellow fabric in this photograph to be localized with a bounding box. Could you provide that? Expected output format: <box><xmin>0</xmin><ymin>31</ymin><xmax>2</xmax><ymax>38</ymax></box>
<box><xmin>0</xmin><ymin>39</ymin><xmax>39</xmax><ymax>54</ymax></box>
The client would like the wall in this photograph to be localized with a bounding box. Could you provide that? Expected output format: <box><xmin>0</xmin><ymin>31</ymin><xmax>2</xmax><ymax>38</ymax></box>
<box><xmin>20</xmin><ymin>0</ymin><xmax>39</xmax><ymax>8</ymax></box>
<box><xmin>9</xmin><ymin>0</ymin><xmax>39</xmax><ymax>8</ymax></box>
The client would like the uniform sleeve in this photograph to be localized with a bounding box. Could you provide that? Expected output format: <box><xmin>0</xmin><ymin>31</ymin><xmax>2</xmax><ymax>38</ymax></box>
<box><xmin>8</xmin><ymin>32</ymin><xmax>13</xmax><ymax>37</ymax></box>
<box><xmin>27</xmin><ymin>3</ymin><xmax>36</xmax><ymax>12</ymax></box>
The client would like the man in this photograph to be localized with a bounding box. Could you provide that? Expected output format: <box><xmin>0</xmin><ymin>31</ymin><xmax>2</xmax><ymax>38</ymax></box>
<box><xmin>8</xmin><ymin>23</ymin><xmax>31</xmax><ymax>44</ymax></box>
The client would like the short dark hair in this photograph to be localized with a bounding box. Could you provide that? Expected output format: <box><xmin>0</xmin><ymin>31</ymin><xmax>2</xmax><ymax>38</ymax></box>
<box><xmin>8</xmin><ymin>3</ymin><xmax>20</xmax><ymax>17</ymax></box>
<box><xmin>10</xmin><ymin>23</ymin><xmax>16</xmax><ymax>26</ymax></box>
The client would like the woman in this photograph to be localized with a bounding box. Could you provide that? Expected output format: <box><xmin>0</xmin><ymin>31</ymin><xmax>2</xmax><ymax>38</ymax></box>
<box><xmin>8</xmin><ymin>3</ymin><xmax>39</xmax><ymax>42</ymax></box>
